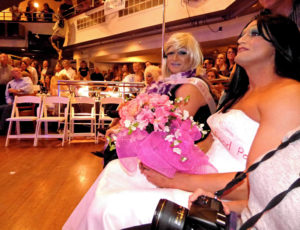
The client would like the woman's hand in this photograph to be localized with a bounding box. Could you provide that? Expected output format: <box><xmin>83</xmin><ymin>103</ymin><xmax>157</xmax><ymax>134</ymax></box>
<box><xmin>189</xmin><ymin>188</ymin><xmax>231</xmax><ymax>215</ymax></box>
<box><xmin>139</xmin><ymin>163</ymin><xmax>172</xmax><ymax>188</ymax></box>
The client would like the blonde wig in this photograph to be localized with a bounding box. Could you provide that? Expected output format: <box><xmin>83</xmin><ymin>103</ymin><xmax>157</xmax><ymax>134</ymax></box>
<box><xmin>162</xmin><ymin>32</ymin><xmax>204</xmax><ymax>78</ymax></box>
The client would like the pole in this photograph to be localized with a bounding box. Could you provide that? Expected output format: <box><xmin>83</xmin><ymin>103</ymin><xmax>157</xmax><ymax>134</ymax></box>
<box><xmin>161</xmin><ymin>0</ymin><xmax>166</xmax><ymax>62</ymax></box>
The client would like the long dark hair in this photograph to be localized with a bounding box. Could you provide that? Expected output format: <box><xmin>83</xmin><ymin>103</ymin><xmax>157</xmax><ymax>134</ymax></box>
<box><xmin>219</xmin><ymin>14</ymin><xmax>300</xmax><ymax>112</ymax></box>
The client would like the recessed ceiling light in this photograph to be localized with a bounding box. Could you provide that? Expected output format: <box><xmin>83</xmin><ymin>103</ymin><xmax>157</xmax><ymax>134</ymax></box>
<box><xmin>21</xmin><ymin>48</ymin><xmax>26</xmax><ymax>51</ymax></box>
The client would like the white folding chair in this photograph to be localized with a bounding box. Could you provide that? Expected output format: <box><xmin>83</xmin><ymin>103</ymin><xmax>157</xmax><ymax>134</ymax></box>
<box><xmin>5</xmin><ymin>96</ymin><xmax>42</xmax><ymax>147</ymax></box>
<box><xmin>97</xmin><ymin>97</ymin><xmax>123</xmax><ymax>130</ymax></box>
<box><xmin>69</xmin><ymin>96</ymin><xmax>97</xmax><ymax>143</ymax></box>
<box><xmin>34</xmin><ymin>96</ymin><xmax>69</xmax><ymax>147</ymax></box>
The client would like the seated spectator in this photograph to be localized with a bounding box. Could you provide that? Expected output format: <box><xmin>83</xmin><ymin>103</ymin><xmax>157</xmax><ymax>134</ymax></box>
<box><xmin>144</xmin><ymin>65</ymin><xmax>161</xmax><ymax>86</ymax></box>
<box><xmin>90</xmin><ymin>67</ymin><xmax>104</xmax><ymax>81</ymax></box>
<box><xmin>0</xmin><ymin>68</ymin><xmax>34</xmax><ymax>133</ymax></box>
<box><xmin>0</xmin><ymin>53</ymin><xmax>13</xmax><ymax>105</ymax></box>
<box><xmin>42</xmin><ymin>3</ymin><xmax>54</xmax><ymax>22</ymax></box>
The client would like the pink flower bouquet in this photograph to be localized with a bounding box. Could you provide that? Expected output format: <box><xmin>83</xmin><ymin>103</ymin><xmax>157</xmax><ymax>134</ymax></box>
<box><xmin>115</xmin><ymin>93</ymin><xmax>217</xmax><ymax>178</ymax></box>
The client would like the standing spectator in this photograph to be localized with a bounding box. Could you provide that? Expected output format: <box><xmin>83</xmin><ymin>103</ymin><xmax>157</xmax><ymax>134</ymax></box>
<box><xmin>121</xmin><ymin>64</ymin><xmax>129</xmax><ymax>80</ymax></box>
<box><xmin>0</xmin><ymin>54</ymin><xmax>13</xmax><ymax>105</ymax></box>
<box><xmin>203</xmin><ymin>57</ymin><xmax>214</xmax><ymax>72</ymax></box>
<box><xmin>22</xmin><ymin>57</ymin><xmax>38</xmax><ymax>85</ymax></box>
<box><xmin>42</xmin><ymin>3</ymin><xmax>55</xmax><ymax>22</ymax></box>
<box><xmin>25</xmin><ymin>0</ymin><xmax>37</xmax><ymax>22</ymax></box>
<box><xmin>90</xmin><ymin>66</ymin><xmax>104</xmax><ymax>81</ymax></box>
<box><xmin>40</xmin><ymin>60</ymin><xmax>49</xmax><ymax>84</ymax></box>
<box><xmin>226</xmin><ymin>46</ymin><xmax>237</xmax><ymax>74</ymax></box>
<box><xmin>10</xmin><ymin>5</ymin><xmax>21</xmax><ymax>21</ymax></box>
<box><xmin>59</xmin><ymin>60</ymin><xmax>76</xmax><ymax>80</ymax></box>
<box><xmin>60</xmin><ymin>0</ymin><xmax>75</xmax><ymax>18</ymax></box>
<box><xmin>78</xmin><ymin>60</ymin><xmax>89</xmax><ymax>80</ymax></box>
<box><xmin>215</xmin><ymin>53</ymin><xmax>229</xmax><ymax>77</ymax></box>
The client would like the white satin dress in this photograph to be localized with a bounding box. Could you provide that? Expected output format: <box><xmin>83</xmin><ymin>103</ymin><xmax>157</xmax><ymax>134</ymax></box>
<box><xmin>63</xmin><ymin>110</ymin><xmax>259</xmax><ymax>230</ymax></box>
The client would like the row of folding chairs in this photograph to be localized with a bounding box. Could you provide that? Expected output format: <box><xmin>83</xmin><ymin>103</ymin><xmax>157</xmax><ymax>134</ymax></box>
<box><xmin>5</xmin><ymin>95</ymin><xmax>123</xmax><ymax>147</ymax></box>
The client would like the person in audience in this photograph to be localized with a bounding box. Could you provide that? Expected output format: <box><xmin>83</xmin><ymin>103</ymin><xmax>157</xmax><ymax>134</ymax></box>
<box><xmin>145</xmin><ymin>61</ymin><xmax>152</xmax><ymax>67</ymax></box>
<box><xmin>0</xmin><ymin>53</ymin><xmax>13</xmax><ymax>105</ymax></box>
<box><xmin>10</xmin><ymin>5</ymin><xmax>21</xmax><ymax>21</ymax></box>
<box><xmin>226</xmin><ymin>46</ymin><xmax>237</xmax><ymax>74</ymax></box>
<box><xmin>0</xmin><ymin>67</ymin><xmax>34</xmax><ymax>134</ymax></box>
<box><xmin>22</xmin><ymin>57</ymin><xmax>38</xmax><ymax>85</ymax></box>
<box><xmin>40</xmin><ymin>60</ymin><xmax>49</xmax><ymax>85</ymax></box>
<box><xmin>59</xmin><ymin>59</ymin><xmax>76</xmax><ymax>80</ymax></box>
<box><xmin>78</xmin><ymin>60</ymin><xmax>90</xmax><ymax>80</ymax></box>
<box><xmin>206</xmin><ymin>67</ymin><xmax>226</xmax><ymax>101</ymax></box>
<box><xmin>50</xmin><ymin>62</ymin><xmax>63</xmax><ymax>96</ymax></box>
<box><xmin>63</xmin><ymin>32</ymin><xmax>218</xmax><ymax>230</ymax></box>
<box><xmin>203</xmin><ymin>57</ymin><xmax>214</xmax><ymax>72</ymax></box>
<box><xmin>60</xmin><ymin>0</ymin><xmax>75</xmax><ymax>18</ymax></box>
<box><xmin>215</xmin><ymin>52</ymin><xmax>230</xmax><ymax>77</ymax></box>
<box><xmin>25</xmin><ymin>0</ymin><xmax>37</xmax><ymax>22</ymax></box>
<box><xmin>63</xmin><ymin>14</ymin><xmax>300</xmax><ymax>230</ymax></box>
<box><xmin>90</xmin><ymin>66</ymin><xmax>104</xmax><ymax>81</ymax></box>
<box><xmin>144</xmin><ymin>65</ymin><xmax>161</xmax><ymax>86</ymax></box>
<box><xmin>20</xmin><ymin>61</ymin><xmax>32</xmax><ymax>79</ymax></box>
<box><xmin>42</xmin><ymin>3</ymin><xmax>54</xmax><ymax>22</ymax></box>
<box><xmin>259</xmin><ymin>0</ymin><xmax>299</xmax><ymax>28</ymax></box>
<box><xmin>121</xmin><ymin>64</ymin><xmax>130</xmax><ymax>80</ymax></box>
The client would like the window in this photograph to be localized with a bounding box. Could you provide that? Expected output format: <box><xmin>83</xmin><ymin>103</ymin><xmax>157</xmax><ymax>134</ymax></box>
<box><xmin>119</xmin><ymin>0</ymin><xmax>162</xmax><ymax>17</ymax></box>
<box><xmin>77</xmin><ymin>9</ymin><xmax>105</xmax><ymax>30</ymax></box>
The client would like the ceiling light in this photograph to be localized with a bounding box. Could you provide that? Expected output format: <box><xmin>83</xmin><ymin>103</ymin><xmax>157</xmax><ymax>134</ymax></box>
<box><xmin>34</xmin><ymin>2</ymin><xmax>39</xmax><ymax>8</ymax></box>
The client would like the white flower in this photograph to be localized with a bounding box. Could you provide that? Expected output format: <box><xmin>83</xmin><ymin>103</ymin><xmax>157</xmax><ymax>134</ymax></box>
<box><xmin>138</xmin><ymin>121</ymin><xmax>148</xmax><ymax>130</ymax></box>
<box><xmin>202</xmin><ymin>130</ymin><xmax>208</xmax><ymax>135</ymax></box>
<box><xmin>124</xmin><ymin>120</ymin><xmax>131</xmax><ymax>128</ymax></box>
<box><xmin>175</xmin><ymin>129</ymin><xmax>181</xmax><ymax>138</ymax></box>
<box><xmin>165</xmin><ymin>134</ymin><xmax>174</xmax><ymax>142</ymax></box>
<box><xmin>173</xmin><ymin>148</ymin><xmax>181</xmax><ymax>155</ymax></box>
<box><xmin>181</xmin><ymin>157</ymin><xmax>188</xmax><ymax>162</ymax></box>
<box><xmin>131</xmin><ymin>126</ymin><xmax>136</xmax><ymax>131</ymax></box>
<box><xmin>164</xmin><ymin>126</ymin><xmax>170</xmax><ymax>132</ymax></box>
<box><xmin>173</xmin><ymin>140</ymin><xmax>180</xmax><ymax>146</ymax></box>
<box><xmin>183</xmin><ymin>110</ymin><xmax>189</xmax><ymax>120</ymax></box>
<box><xmin>111</xmin><ymin>134</ymin><xmax>117</xmax><ymax>141</ymax></box>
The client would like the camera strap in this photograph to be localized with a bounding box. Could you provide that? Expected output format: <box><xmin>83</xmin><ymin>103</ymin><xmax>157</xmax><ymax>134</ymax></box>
<box><xmin>214</xmin><ymin>129</ymin><xmax>300</xmax><ymax>229</ymax></box>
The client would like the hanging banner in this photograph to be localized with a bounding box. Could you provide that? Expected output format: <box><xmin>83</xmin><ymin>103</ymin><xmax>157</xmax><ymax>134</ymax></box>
<box><xmin>104</xmin><ymin>0</ymin><xmax>126</xmax><ymax>15</ymax></box>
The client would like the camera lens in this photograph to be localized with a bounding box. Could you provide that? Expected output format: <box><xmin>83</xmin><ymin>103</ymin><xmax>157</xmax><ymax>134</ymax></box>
<box><xmin>151</xmin><ymin>199</ymin><xmax>188</xmax><ymax>230</ymax></box>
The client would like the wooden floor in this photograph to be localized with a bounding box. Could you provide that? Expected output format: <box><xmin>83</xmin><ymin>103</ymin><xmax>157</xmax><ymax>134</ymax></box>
<box><xmin>0</xmin><ymin>134</ymin><xmax>104</xmax><ymax>230</ymax></box>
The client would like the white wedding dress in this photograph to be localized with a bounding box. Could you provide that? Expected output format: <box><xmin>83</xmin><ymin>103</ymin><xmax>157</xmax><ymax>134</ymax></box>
<box><xmin>63</xmin><ymin>109</ymin><xmax>259</xmax><ymax>230</ymax></box>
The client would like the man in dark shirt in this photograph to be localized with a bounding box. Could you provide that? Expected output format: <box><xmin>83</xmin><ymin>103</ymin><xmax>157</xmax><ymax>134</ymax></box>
<box><xmin>90</xmin><ymin>67</ymin><xmax>104</xmax><ymax>81</ymax></box>
<box><xmin>60</xmin><ymin>0</ymin><xmax>74</xmax><ymax>18</ymax></box>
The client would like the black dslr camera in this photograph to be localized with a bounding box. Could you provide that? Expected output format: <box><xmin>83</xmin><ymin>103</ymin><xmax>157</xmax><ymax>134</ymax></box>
<box><xmin>151</xmin><ymin>195</ymin><xmax>237</xmax><ymax>230</ymax></box>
